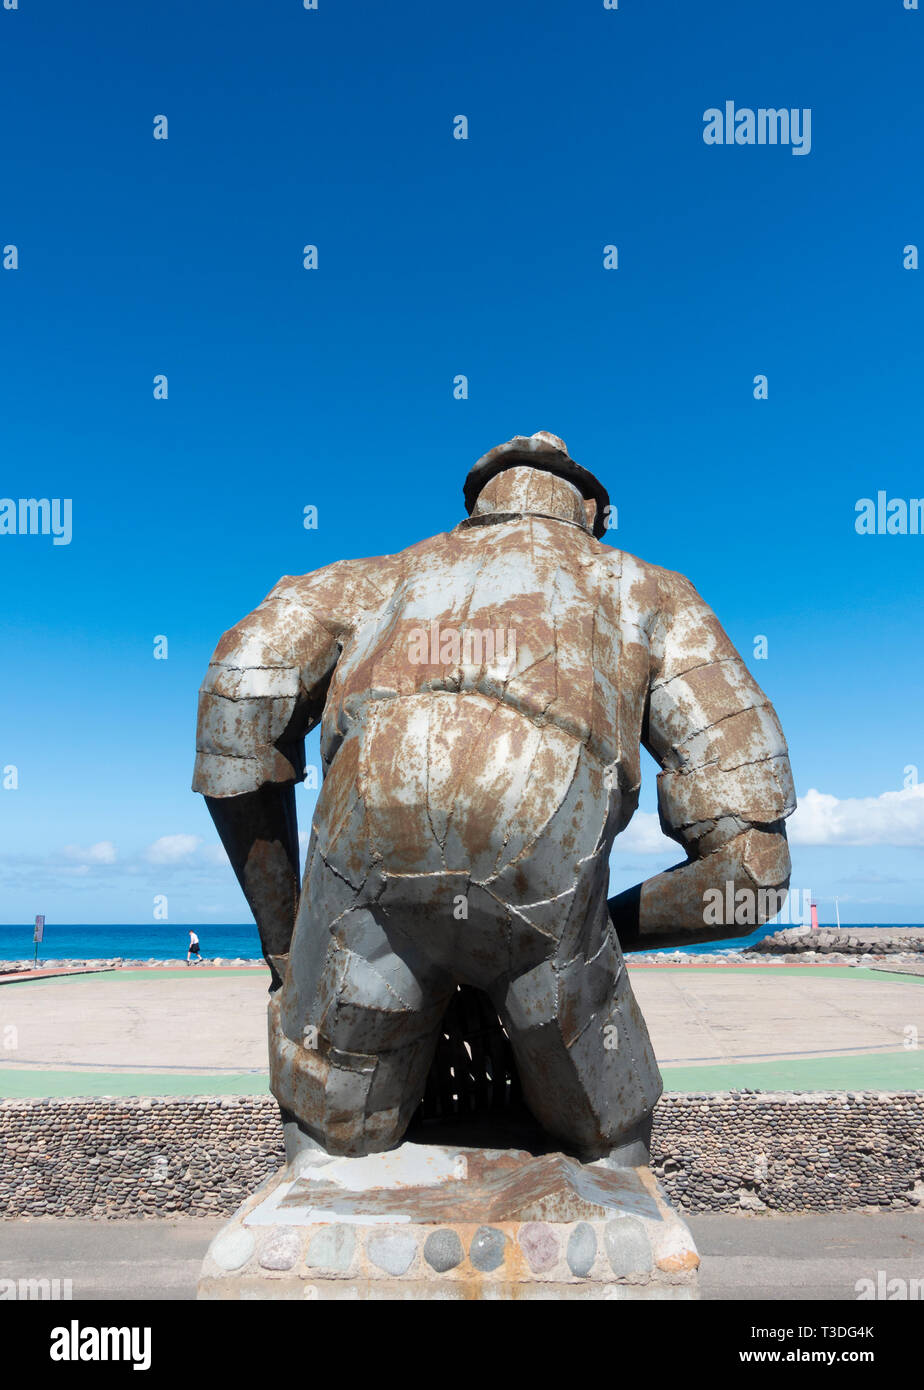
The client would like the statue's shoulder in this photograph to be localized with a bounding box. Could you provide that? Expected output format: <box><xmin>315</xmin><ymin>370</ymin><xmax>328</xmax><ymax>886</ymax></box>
<box><xmin>589</xmin><ymin>545</ymin><xmax>712</xmax><ymax>637</ymax></box>
<box><xmin>591</xmin><ymin>543</ymin><xmax>682</xmax><ymax>599</ymax></box>
<box><xmin>268</xmin><ymin>552</ymin><xmax>404</xmax><ymax>621</ymax></box>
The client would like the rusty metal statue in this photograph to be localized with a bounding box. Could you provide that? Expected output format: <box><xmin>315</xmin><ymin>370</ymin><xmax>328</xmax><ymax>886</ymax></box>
<box><xmin>194</xmin><ymin>432</ymin><xmax>794</xmax><ymax>1163</ymax></box>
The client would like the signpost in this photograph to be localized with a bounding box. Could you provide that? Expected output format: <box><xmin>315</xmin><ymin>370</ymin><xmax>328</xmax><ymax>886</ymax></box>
<box><xmin>33</xmin><ymin>914</ymin><xmax>44</xmax><ymax>968</ymax></box>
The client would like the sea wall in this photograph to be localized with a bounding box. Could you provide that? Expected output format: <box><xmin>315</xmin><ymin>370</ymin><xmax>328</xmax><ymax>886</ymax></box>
<box><xmin>1</xmin><ymin>1092</ymin><xmax>922</xmax><ymax>1218</ymax></box>
<box><xmin>747</xmin><ymin>928</ymin><xmax>924</xmax><ymax>957</ymax></box>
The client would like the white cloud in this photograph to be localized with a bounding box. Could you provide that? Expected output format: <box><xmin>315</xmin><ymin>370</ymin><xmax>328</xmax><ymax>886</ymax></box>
<box><xmin>612</xmin><ymin>784</ymin><xmax>924</xmax><ymax>854</ymax></box>
<box><xmin>63</xmin><ymin>841</ymin><xmax>117</xmax><ymax>864</ymax></box>
<box><xmin>144</xmin><ymin>834</ymin><xmax>202</xmax><ymax>864</ymax></box>
<box><xmin>788</xmin><ymin>785</ymin><xmax>924</xmax><ymax>848</ymax></box>
<box><xmin>612</xmin><ymin>812</ymin><xmax>678</xmax><ymax>855</ymax></box>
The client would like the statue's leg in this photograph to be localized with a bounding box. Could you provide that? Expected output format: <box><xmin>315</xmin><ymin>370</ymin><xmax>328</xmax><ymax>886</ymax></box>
<box><xmin>269</xmin><ymin>837</ymin><xmax>455</xmax><ymax>1156</ymax></box>
<box><xmin>490</xmin><ymin>881</ymin><xmax>663</xmax><ymax>1162</ymax></box>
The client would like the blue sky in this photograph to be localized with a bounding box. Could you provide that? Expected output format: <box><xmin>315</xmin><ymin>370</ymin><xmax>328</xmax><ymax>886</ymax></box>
<box><xmin>1</xmin><ymin>0</ymin><xmax>923</xmax><ymax>926</ymax></box>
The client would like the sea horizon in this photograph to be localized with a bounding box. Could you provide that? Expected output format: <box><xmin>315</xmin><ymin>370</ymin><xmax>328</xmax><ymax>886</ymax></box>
<box><xmin>1</xmin><ymin>921</ymin><xmax>919</xmax><ymax>962</ymax></box>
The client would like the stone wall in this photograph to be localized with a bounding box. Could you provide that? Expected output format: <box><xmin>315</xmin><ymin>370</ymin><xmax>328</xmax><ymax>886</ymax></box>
<box><xmin>747</xmin><ymin>927</ymin><xmax>924</xmax><ymax>956</ymax></box>
<box><xmin>652</xmin><ymin>1091</ymin><xmax>924</xmax><ymax>1213</ymax></box>
<box><xmin>1</xmin><ymin>1092</ymin><xmax>921</xmax><ymax>1219</ymax></box>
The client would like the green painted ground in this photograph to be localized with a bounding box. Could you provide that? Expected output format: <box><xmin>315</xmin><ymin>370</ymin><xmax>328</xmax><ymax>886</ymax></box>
<box><xmin>0</xmin><ymin>1071</ymin><xmax>271</xmax><ymax>1098</ymax></box>
<box><xmin>4</xmin><ymin>964</ymin><xmax>921</xmax><ymax>987</ymax></box>
<box><xmin>660</xmin><ymin>1048</ymin><xmax>924</xmax><ymax>1093</ymax></box>
<box><xmin>2</xmin><ymin>1050</ymin><xmax>922</xmax><ymax>1099</ymax></box>
<box><xmin>1</xmin><ymin>968</ymin><xmax>266</xmax><ymax>987</ymax></box>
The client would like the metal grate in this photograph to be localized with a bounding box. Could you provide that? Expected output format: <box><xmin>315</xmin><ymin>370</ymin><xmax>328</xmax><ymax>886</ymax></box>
<box><xmin>416</xmin><ymin>984</ymin><xmax>523</xmax><ymax>1121</ymax></box>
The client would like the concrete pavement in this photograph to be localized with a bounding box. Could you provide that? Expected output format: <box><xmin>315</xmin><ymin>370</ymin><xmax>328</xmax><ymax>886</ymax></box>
<box><xmin>692</xmin><ymin>1210</ymin><xmax>924</xmax><ymax>1300</ymax></box>
<box><xmin>1</xmin><ymin>1212</ymin><xmax>921</xmax><ymax>1301</ymax></box>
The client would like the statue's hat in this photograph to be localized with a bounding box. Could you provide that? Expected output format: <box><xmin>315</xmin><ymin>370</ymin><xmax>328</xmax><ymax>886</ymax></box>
<box><xmin>463</xmin><ymin>431</ymin><xmax>610</xmax><ymax>539</ymax></box>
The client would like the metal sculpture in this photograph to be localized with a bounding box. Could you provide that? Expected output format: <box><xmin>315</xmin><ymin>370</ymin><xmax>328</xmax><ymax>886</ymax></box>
<box><xmin>194</xmin><ymin>432</ymin><xmax>794</xmax><ymax>1160</ymax></box>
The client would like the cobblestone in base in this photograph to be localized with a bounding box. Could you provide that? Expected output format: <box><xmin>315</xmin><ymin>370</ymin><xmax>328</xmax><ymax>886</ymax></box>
<box><xmin>198</xmin><ymin>1144</ymin><xmax>699</xmax><ymax>1301</ymax></box>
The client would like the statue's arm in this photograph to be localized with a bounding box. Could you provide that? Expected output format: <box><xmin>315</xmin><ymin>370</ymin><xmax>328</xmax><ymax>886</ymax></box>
<box><xmin>609</xmin><ymin>571</ymin><xmax>795</xmax><ymax>950</ymax></box>
<box><xmin>192</xmin><ymin>571</ymin><xmax>344</xmax><ymax>986</ymax></box>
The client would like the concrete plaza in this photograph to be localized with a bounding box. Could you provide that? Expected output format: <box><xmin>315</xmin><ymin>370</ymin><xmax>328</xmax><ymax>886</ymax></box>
<box><xmin>0</xmin><ymin>962</ymin><xmax>922</xmax><ymax>1096</ymax></box>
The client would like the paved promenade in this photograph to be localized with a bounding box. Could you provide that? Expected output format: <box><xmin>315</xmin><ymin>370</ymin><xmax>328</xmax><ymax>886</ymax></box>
<box><xmin>0</xmin><ymin>962</ymin><xmax>922</xmax><ymax>1096</ymax></box>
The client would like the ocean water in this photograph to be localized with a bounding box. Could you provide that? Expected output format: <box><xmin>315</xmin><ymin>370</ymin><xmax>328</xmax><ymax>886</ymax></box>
<box><xmin>0</xmin><ymin>924</ymin><xmax>262</xmax><ymax>962</ymax></box>
<box><xmin>1</xmin><ymin>922</ymin><xmax>916</xmax><ymax>963</ymax></box>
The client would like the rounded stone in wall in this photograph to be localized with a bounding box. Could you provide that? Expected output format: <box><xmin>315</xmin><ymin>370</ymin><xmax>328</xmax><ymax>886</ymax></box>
<box><xmin>306</xmin><ymin>1223</ymin><xmax>355</xmax><ymax>1272</ymax></box>
<box><xmin>259</xmin><ymin>1229</ymin><xmax>302</xmax><ymax>1270</ymax></box>
<box><xmin>469</xmin><ymin>1226</ymin><xmax>507</xmax><ymax>1272</ymax></box>
<box><xmin>566</xmin><ymin>1221</ymin><xmax>597</xmax><ymax>1277</ymax></box>
<box><xmin>210</xmin><ymin>1226</ymin><xmax>255</xmax><ymax>1272</ymax></box>
<box><xmin>518</xmin><ymin>1221</ymin><xmax>559</xmax><ymax>1273</ymax></box>
<box><xmin>366</xmin><ymin>1230</ymin><xmax>418</xmax><ymax>1277</ymax></box>
<box><xmin>423</xmin><ymin>1228</ymin><xmax>463</xmax><ymax>1273</ymax></box>
<box><xmin>604</xmin><ymin>1216</ymin><xmax>652</xmax><ymax>1277</ymax></box>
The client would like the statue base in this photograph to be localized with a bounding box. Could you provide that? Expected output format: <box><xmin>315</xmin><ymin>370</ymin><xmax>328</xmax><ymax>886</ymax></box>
<box><xmin>197</xmin><ymin>1141</ymin><xmax>699</xmax><ymax>1300</ymax></box>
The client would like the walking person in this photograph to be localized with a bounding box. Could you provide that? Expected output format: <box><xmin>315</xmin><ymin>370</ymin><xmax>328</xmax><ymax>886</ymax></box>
<box><xmin>187</xmin><ymin>929</ymin><xmax>202</xmax><ymax>966</ymax></box>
